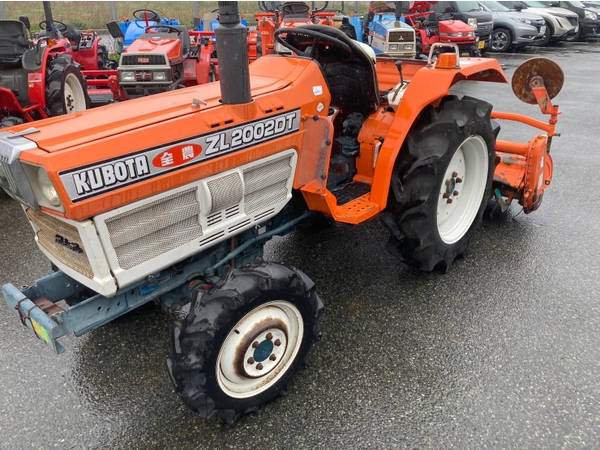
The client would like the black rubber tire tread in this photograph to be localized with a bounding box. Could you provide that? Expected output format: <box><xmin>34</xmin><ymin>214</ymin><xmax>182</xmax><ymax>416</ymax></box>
<box><xmin>563</xmin><ymin>25</ymin><xmax>581</xmax><ymax>42</ymax></box>
<box><xmin>380</xmin><ymin>95</ymin><xmax>497</xmax><ymax>272</ymax></box>
<box><xmin>45</xmin><ymin>55</ymin><xmax>91</xmax><ymax>117</ymax></box>
<box><xmin>538</xmin><ymin>20</ymin><xmax>553</xmax><ymax>47</ymax></box>
<box><xmin>167</xmin><ymin>260</ymin><xmax>324</xmax><ymax>425</ymax></box>
<box><xmin>490</xmin><ymin>27</ymin><xmax>512</xmax><ymax>52</ymax></box>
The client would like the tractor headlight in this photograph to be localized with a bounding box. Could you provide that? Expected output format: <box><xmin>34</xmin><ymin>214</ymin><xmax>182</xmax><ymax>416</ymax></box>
<box><xmin>388</xmin><ymin>44</ymin><xmax>399</xmax><ymax>51</ymax></box>
<box><xmin>585</xmin><ymin>10</ymin><xmax>598</xmax><ymax>20</ymax></box>
<box><xmin>153</xmin><ymin>71</ymin><xmax>167</xmax><ymax>81</ymax></box>
<box><xmin>468</xmin><ymin>18</ymin><xmax>478</xmax><ymax>30</ymax></box>
<box><xmin>120</xmin><ymin>71</ymin><xmax>135</xmax><ymax>82</ymax></box>
<box><xmin>37</xmin><ymin>168</ymin><xmax>61</xmax><ymax>206</ymax></box>
<box><xmin>403</xmin><ymin>44</ymin><xmax>413</xmax><ymax>50</ymax></box>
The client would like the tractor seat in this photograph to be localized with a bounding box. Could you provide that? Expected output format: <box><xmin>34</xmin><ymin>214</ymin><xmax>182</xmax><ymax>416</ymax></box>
<box><xmin>38</xmin><ymin>23</ymin><xmax>81</xmax><ymax>48</ymax></box>
<box><xmin>174</xmin><ymin>26</ymin><xmax>191</xmax><ymax>59</ymax></box>
<box><xmin>0</xmin><ymin>20</ymin><xmax>30</xmax><ymax>67</ymax></box>
<box><xmin>289</xmin><ymin>25</ymin><xmax>380</xmax><ymax>117</ymax></box>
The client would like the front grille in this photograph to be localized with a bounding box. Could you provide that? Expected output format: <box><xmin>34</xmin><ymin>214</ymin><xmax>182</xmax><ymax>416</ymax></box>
<box><xmin>105</xmin><ymin>187</ymin><xmax>202</xmax><ymax>270</ymax></box>
<box><xmin>121</xmin><ymin>54</ymin><xmax>167</xmax><ymax>65</ymax></box>
<box><xmin>477</xmin><ymin>21</ymin><xmax>493</xmax><ymax>34</ymax></box>
<box><xmin>243</xmin><ymin>154</ymin><xmax>292</xmax><ymax>215</ymax></box>
<box><xmin>388</xmin><ymin>30</ymin><xmax>414</xmax><ymax>42</ymax></box>
<box><xmin>0</xmin><ymin>158</ymin><xmax>17</xmax><ymax>193</ymax></box>
<box><xmin>568</xmin><ymin>17</ymin><xmax>579</xmax><ymax>26</ymax></box>
<box><xmin>207</xmin><ymin>172</ymin><xmax>243</xmax><ymax>214</ymax></box>
<box><xmin>26</xmin><ymin>208</ymin><xmax>94</xmax><ymax>279</ymax></box>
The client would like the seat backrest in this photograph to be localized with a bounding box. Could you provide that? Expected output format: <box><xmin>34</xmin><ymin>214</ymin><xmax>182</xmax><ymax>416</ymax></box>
<box><xmin>174</xmin><ymin>26</ymin><xmax>191</xmax><ymax>59</ymax></box>
<box><xmin>0</xmin><ymin>20</ymin><xmax>30</xmax><ymax>62</ymax></box>
<box><xmin>294</xmin><ymin>25</ymin><xmax>380</xmax><ymax>116</ymax></box>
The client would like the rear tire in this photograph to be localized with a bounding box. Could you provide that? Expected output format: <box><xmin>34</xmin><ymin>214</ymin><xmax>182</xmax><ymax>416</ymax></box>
<box><xmin>167</xmin><ymin>261</ymin><xmax>323</xmax><ymax>425</ymax></box>
<box><xmin>45</xmin><ymin>56</ymin><xmax>90</xmax><ymax>116</ymax></box>
<box><xmin>380</xmin><ymin>96</ymin><xmax>497</xmax><ymax>272</ymax></box>
<box><xmin>490</xmin><ymin>27</ymin><xmax>512</xmax><ymax>52</ymax></box>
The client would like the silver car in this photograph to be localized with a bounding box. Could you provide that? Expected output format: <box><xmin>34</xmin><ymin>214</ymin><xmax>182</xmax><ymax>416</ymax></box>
<box><xmin>481</xmin><ymin>1</ymin><xmax>547</xmax><ymax>51</ymax></box>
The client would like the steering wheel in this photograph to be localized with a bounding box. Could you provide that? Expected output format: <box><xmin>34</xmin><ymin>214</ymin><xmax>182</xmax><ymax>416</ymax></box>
<box><xmin>274</xmin><ymin>27</ymin><xmax>353</xmax><ymax>60</ymax></box>
<box><xmin>38</xmin><ymin>20</ymin><xmax>68</xmax><ymax>33</ymax></box>
<box><xmin>145</xmin><ymin>25</ymin><xmax>182</xmax><ymax>35</ymax></box>
<box><xmin>280</xmin><ymin>2</ymin><xmax>311</xmax><ymax>14</ymax></box>
<box><xmin>133</xmin><ymin>9</ymin><xmax>160</xmax><ymax>21</ymax></box>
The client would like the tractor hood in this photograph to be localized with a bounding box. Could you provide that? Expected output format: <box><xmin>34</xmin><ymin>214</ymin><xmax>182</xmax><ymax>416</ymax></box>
<box><xmin>6</xmin><ymin>57</ymin><xmax>312</xmax><ymax>154</ymax></box>
<box><xmin>124</xmin><ymin>35</ymin><xmax>181</xmax><ymax>62</ymax></box>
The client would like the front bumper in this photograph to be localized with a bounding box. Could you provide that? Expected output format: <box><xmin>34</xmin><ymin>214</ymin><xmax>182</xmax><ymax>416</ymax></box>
<box><xmin>581</xmin><ymin>20</ymin><xmax>600</xmax><ymax>39</ymax></box>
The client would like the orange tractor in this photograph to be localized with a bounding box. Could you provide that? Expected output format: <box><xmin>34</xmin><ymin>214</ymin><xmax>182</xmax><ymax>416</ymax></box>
<box><xmin>253</xmin><ymin>1</ymin><xmax>336</xmax><ymax>57</ymax></box>
<box><xmin>1</xmin><ymin>2</ymin><xmax>562</xmax><ymax>425</ymax></box>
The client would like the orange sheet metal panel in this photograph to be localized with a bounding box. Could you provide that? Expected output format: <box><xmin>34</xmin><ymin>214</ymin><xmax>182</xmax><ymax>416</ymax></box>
<box><xmin>17</xmin><ymin>57</ymin><xmax>332</xmax><ymax>221</ymax></box>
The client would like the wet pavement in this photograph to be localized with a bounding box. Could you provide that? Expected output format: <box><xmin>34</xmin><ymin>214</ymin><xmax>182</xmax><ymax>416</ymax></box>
<box><xmin>1</xmin><ymin>41</ymin><xmax>600</xmax><ymax>449</ymax></box>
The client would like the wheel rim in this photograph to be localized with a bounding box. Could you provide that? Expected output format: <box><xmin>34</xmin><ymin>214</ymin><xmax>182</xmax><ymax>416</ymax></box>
<box><xmin>436</xmin><ymin>135</ymin><xmax>488</xmax><ymax>245</ymax></box>
<box><xmin>491</xmin><ymin>31</ymin><xmax>509</xmax><ymax>51</ymax></box>
<box><xmin>63</xmin><ymin>73</ymin><xmax>86</xmax><ymax>113</ymax></box>
<box><xmin>216</xmin><ymin>301</ymin><xmax>304</xmax><ymax>399</ymax></box>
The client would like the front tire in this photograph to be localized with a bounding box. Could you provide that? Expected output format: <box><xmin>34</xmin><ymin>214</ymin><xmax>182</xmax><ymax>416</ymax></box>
<box><xmin>538</xmin><ymin>20</ymin><xmax>553</xmax><ymax>46</ymax></box>
<box><xmin>167</xmin><ymin>261</ymin><xmax>324</xmax><ymax>425</ymax></box>
<box><xmin>380</xmin><ymin>96</ymin><xmax>497</xmax><ymax>272</ymax></box>
<box><xmin>490</xmin><ymin>27</ymin><xmax>512</xmax><ymax>52</ymax></box>
<box><xmin>45</xmin><ymin>56</ymin><xmax>91</xmax><ymax>116</ymax></box>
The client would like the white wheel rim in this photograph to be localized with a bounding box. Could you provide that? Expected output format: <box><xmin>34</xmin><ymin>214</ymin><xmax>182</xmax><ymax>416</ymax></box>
<box><xmin>437</xmin><ymin>135</ymin><xmax>488</xmax><ymax>245</ymax></box>
<box><xmin>216</xmin><ymin>301</ymin><xmax>304</xmax><ymax>399</ymax></box>
<box><xmin>63</xmin><ymin>73</ymin><xmax>86</xmax><ymax>113</ymax></box>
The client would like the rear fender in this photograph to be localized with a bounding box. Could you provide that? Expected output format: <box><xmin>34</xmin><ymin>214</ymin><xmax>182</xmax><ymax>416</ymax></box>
<box><xmin>370</xmin><ymin>58</ymin><xmax>508</xmax><ymax>207</ymax></box>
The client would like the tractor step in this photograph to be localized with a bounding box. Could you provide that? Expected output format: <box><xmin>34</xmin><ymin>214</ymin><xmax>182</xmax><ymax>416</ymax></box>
<box><xmin>331</xmin><ymin>182</ymin><xmax>372</xmax><ymax>205</ymax></box>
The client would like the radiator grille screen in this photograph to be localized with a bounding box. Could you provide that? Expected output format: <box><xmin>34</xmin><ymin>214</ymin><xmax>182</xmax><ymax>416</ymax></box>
<box><xmin>243</xmin><ymin>155</ymin><xmax>292</xmax><ymax>215</ymax></box>
<box><xmin>26</xmin><ymin>209</ymin><xmax>94</xmax><ymax>279</ymax></box>
<box><xmin>105</xmin><ymin>187</ymin><xmax>202</xmax><ymax>269</ymax></box>
<box><xmin>207</xmin><ymin>172</ymin><xmax>243</xmax><ymax>214</ymax></box>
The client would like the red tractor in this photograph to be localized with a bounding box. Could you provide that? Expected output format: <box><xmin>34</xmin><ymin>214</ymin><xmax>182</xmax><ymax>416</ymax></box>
<box><xmin>373</xmin><ymin>1</ymin><xmax>479</xmax><ymax>57</ymax></box>
<box><xmin>0</xmin><ymin>7</ymin><xmax>91</xmax><ymax>127</ymax></box>
<box><xmin>104</xmin><ymin>23</ymin><xmax>218</xmax><ymax>101</ymax></box>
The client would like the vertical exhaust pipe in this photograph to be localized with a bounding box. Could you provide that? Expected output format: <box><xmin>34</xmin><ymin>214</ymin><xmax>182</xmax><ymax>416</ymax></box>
<box><xmin>216</xmin><ymin>1</ymin><xmax>251</xmax><ymax>105</ymax></box>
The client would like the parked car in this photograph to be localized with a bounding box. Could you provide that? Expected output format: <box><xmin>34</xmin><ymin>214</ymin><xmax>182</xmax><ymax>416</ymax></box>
<box><xmin>480</xmin><ymin>1</ymin><xmax>546</xmax><ymax>51</ymax></box>
<box><xmin>428</xmin><ymin>1</ymin><xmax>494</xmax><ymax>52</ymax></box>
<box><xmin>500</xmin><ymin>1</ymin><xmax>580</xmax><ymax>44</ymax></box>
<box><xmin>545</xmin><ymin>1</ymin><xmax>600</xmax><ymax>40</ymax></box>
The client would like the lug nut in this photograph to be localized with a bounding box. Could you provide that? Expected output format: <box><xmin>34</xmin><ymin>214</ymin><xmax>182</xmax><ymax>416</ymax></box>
<box><xmin>443</xmin><ymin>192</ymin><xmax>450</xmax><ymax>199</ymax></box>
<box><xmin>456</xmin><ymin>177</ymin><xmax>463</xmax><ymax>183</ymax></box>
<box><xmin>256</xmin><ymin>363</ymin><xmax>264</xmax><ymax>370</ymax></box>
<box><xmin>447</xmin><ymin>198</ymin><xmax>453</xmax><ymax>204</ymax></box>
<box><xmin>266</xmin><ymin>332</ymin><xmax>273</xmax><ymax>340</ymax></box>
<box><xmin>252</xmin><ymin>341</ymin><xmax>259</xmax><ymax>349</ymax></box>
<box><xmin>269</xmin><ymin>354</ymin><xmax>277</xmax><ymax>361</ymax></box>
<box><xmin>445</xmin><ymin>179</ymin><xmax>451</xmax><ymax>186</ymax></box>
<box><xmin>247</xmin><ymin>357</ymin><xmax>255</xmax><ymax>364</ymax></box>
<box><xmin>274</xmin><ymin>339</ymin><xmax>281</xmax><ymax>346</ymax></box>
<box><xmin>452</xmin><ymin>171</ymin><xmax>458</xmax><ymax>177</ymax></box>
<box><xmin>453</xmin><ymin>190</ymin><xmax>459</xmax><ymax>196</ymax></box>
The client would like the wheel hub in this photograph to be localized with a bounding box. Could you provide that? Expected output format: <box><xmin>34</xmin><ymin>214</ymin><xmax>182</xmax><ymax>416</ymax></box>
<box><xmin>436</xmin><ymin>135</ymin><xmax>489</xmax><ymax>244</ymax></box>
<box><xmin>216</xmin><ymin>301</ymin><xmax>304</xmax><ymax>398</ymax></box>
<box><xmin>239</xmin><ymin>323</ymin><xmax>288</xmax><ymax>378</ymax></box>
